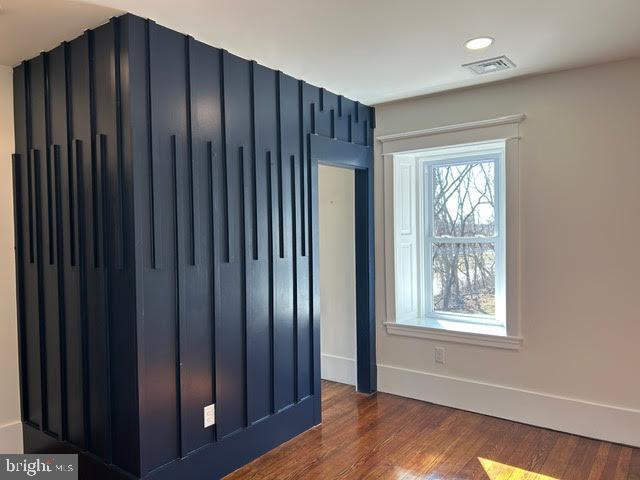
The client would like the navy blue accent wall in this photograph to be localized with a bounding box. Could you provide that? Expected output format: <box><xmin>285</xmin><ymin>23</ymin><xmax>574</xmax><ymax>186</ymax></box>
<box><xmin>12</xmin><ymin>13</ymin><xmax>375</xmax><ymax>480</ymax></box>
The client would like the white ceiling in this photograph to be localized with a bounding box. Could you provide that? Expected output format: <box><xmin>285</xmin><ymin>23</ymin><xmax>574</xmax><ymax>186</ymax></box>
<box><xmin>2</xmin><ymin>0</ymin><xmax>640</xmax><ymax>105</ymax></box>
<box><xmin>0</xmin><ymin>0</ymin><xmax>122</xmax><ymax>66</ymax></box>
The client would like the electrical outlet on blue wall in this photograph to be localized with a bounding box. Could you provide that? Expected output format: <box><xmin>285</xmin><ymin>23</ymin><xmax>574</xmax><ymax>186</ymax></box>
<box><xmin>204</xmin><ymin>404</ymin><xmax>216</xmax><ymax>428</ymax></box>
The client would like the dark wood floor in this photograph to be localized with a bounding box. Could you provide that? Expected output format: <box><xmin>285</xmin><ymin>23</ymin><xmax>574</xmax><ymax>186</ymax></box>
<box><xmin>226</xmin><ymin>380</ymin><xmax>639</xmax><ymax>479</ymax></box>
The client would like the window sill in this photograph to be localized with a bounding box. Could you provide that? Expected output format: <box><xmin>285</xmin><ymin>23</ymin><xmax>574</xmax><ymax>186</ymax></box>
<box><xmin>384</xmin><ymin>320</ymin><xmax>523</xmax><ymax>350</ymax></box>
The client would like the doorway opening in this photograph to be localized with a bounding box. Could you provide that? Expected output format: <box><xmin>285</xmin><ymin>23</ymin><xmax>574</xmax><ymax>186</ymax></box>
<box><xmin>309</xmin><ymin>134</ymin><xmax>375</xmax><ymax>425</ymax></box>
<box><xmin>319</xmin><ymin>165</ymin><xmax>358</xmax><ymax>388</ymax></box>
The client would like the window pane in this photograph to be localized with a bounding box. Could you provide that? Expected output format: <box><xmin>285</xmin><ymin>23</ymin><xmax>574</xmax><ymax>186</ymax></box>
<box><xmin>432</xmin><ymin>242</ymin><xmax>495</xmax><ymax>316</ymax></box>
<box><xmin>432</xmin><ymin>161</ymin><xmax>495</xmax><ymax>237</ymax></box>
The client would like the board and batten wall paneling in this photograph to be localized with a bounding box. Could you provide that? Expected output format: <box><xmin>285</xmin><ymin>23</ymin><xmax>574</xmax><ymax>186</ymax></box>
<box><xmin>13</xmin><ymin>17</ymin><xmax>141</xmax><ymax>476</ymax></box>
<box><xmin>131</xmin><ymin>16</ymin><xmax>373</xmax><ymax>475</ymax></box>
<box><xmin>13</xmin><ymin>12</ymin><xmax>375</xmax><ymax>480</ymax></box>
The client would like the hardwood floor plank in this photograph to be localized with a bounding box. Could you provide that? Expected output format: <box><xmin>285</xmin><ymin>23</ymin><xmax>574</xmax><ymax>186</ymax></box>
<box><xmin>457</xmin><ymin>418</ymin><xmax>531</xmax><ymax>479</ymax></box>
<box><xmin>343</xmin><ymin>402</ymin><xmax>455</xmax><ymax>479</ymax></box>
<box><xmin>562</xmin><ymin>437</ymin><xmax>604</xmax><ymax>479</ymax></box>
<box><xmin>586</xmin><ymin>442</ymin><xmax>610</xmax><ymax>480</ymax></box>
<box><xmin>535</xmin><ymin>434</ymin><xmax>579</xmax><ymax>479</ymax></box>
<box><xmin>628</xmin><ymin>447</ymin><xmax>640</xmax><ymax>480</ymax></box>
<box><xmin>612</xmin><ymin>447</ymin><xmax>632</xmax><ymax>480</ymax></box>
<box><xmin>225</xmin><ymin>381</ymin><xmax>639</xmax><ymax>480</ymax></box>
<box><xmin>502</xmin><ymin>425</ymin><xmax>557</xmax><ymax>479</ymax></box>
<box><xmin>598</xmin><ymin>443</ymin><xmax>626</xmax><ymax>480</ymax></box>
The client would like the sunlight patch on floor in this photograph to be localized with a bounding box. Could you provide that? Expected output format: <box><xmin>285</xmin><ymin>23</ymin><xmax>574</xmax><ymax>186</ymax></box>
<box><xmin>479</xmin><ymin>457</ymin><xmax>560</xmax><ymax>480</ymax></box>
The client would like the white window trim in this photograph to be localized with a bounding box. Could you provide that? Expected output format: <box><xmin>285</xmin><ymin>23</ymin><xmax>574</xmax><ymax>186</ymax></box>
<box><xmin>380</xmin><ymin>115</ymin><xmax>525</xmax><ymax>349</ymax></box>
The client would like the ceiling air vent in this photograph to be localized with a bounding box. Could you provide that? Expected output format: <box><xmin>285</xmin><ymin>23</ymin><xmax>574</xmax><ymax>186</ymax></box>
<box><xmin>463</xmin><ymin>56</ymin><xmax>516</xmax><ymax>75</ymax></box>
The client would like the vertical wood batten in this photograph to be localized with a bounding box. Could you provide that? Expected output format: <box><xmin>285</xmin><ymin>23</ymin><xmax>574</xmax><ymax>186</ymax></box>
<box><xmin>44</xmin><ymin>55</ymin><xmax>54</xmax><ymax>268</ymax></box>
<box><xmin>99</xmin><ymin>132</ymin><xmax>113</xmax><ymax>463</ymax></box>
<box><xmin>275</xmin><ymin>72</ymin><xmax>284</xmax><ymax>260</ymax></box>
<box><xmin>249</xmin><ymin>62</ymin><xmax>258</xmax><ymax>261</ymax></box>
<box><xmin>54</xmin><ymin>148</ymin><xmax>69</xmax><ymax>440</ymax></box>
<box><xmin>49</xmin><ymin>146</ymin><xmax>66</xmax><ymax>440</ymax></box>
<box><xmin>170</xmin><ymin>134</ymin><xmax>184</xmax><ymax>459</ymax></box>
<box><xmin>290</xmin><ymin>153</ymin><xmax>299</xmax><ymax>402</ymax></box>
<box><xmin>88</xmin><ymin>31</ymin><xmax>98</xmax><ymax>272</ymax></box>
<box><xmin>277</xmin><ymin>149</ymin><xmax>284</xmax><ymax>259</ymax></box>
<box><xmin>67</xmin><ymin>139</ymin><xmax>77</xmax><ymax>263</ymax></box>
<box><xmin>27</xmin><ymin>149</ymin><xmax>35</xmax><ymax>263</ymax></box>
<box><xmin>46</xmin><ymin>149</ymin><xmax>54</xmax><ymax>266</ymax></box>
<box><xmin>239</xmin><ymin>145</ymin><xmax>249</xmax><ymax>428</ymax></box>
<box><xmin>145</xmin><ymin>20</ymin><xmax>159</xmax><ymax>270</ymax></box>
<box><xmin>74</xmin><ymin>138</ymin><xmax>90</xmax><ymax>450</ymax></box>
<box><xmin>298</xmin><ymin>81</ymin><xmax>306</xmax><ymax>258</ymax></box>
<box><xmin>63</xmin><ymin>42</ymin><xmax>76</xmax><ymax>268</ymax></box>
<box><xmin>94</xmin><ymin>135</ymin><xmax>106</xmax><ymax>269</ymax></box>
<box><xmin>185</xmin><ymin>37</ymin><xmax>196</xmax><ymax>267</ymax></box>
<box><xmin>207</xmin><ymin>140</ymin><xmax>218</xmax><ymax>442</ymax></box>
<box><xmin>330</xmin><ymin>109</ymin><xmax>335</xmax><ymax>139</ymax></box>
<box><xmin>112</xmin><ymin>17</ymin><xmax>125</xmax><ymax>271</ymax></box>
<box><xmin>219</xmin><ymin>51</ymin><xmax>231</xmax><ymax>264</ymax></box>
<box><xmin>267</xmin><ymin>150</ymin><xmax>276</xmax><ymax>415</ymax></box>
<box><xmin>32</xmin><ymin>148</ymin><xmax>48</xmax><ymax>432</ymax></box>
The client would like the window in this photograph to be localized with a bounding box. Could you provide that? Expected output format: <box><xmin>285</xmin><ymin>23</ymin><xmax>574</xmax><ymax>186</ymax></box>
<box><xmin>380</xmin><ymin>114</ymin><xmax>524</xmax><ymax>348</ymax></box>
<box><xmin>393</xmin><ymin>141</ymin><xmax>507</xmax><ymax>337</ymax></box>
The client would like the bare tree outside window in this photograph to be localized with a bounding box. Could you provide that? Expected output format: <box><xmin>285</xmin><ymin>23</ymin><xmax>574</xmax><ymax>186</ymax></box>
<box><xmin>429</xmin><ymin>161</ymin><xmax>496</xmax><ymax>317</ymax></box>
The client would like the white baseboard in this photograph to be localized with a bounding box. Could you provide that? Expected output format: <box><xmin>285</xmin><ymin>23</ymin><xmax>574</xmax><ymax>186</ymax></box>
<box><xmin>377</xmin><ymin>364</ymin><xmax>640</xmax><ymax>447</ymax></box>
<box><xmin>321</xmin><ymin>354</ymin><xmax>356</xmax><ymax>386</ymax></box>
<box><xmin>0</xmin><ymin>421</ymin><xmax>23</xmax><ymax>453</ymax></box>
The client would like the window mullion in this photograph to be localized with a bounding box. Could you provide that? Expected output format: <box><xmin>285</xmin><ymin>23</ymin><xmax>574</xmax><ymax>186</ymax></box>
<box><xmin>429</xmin><ymin>236</ymin><xmax>497</xmax><ymax>244</ymax></box>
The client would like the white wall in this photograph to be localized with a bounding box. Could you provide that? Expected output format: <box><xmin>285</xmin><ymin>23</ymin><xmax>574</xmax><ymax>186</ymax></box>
<box><xmin>374</xmin><ymin>58</ymin><xmax>640</xmax><ymax>446</ymax></box>
<box><xmin>319</xmin><ymin>165</ymin><xmax>357</xmax><ymax>386</ymax></box>
<box><xmin>0</xmin><ymin>65</ymin><xmax>22</xmax><ymax>453</ymax></box>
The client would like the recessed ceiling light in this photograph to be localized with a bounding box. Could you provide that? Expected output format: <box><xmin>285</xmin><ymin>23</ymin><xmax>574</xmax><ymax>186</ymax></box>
<box><xmin>465</xmin><ymin>37</ymin><xmax>494</xmax><ymax>50</ymax></box>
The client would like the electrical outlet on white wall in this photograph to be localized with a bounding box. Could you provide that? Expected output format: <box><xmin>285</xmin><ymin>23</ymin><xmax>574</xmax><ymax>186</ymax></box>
<box><xmin>434</xmin><ymin>347</ymin><xmax>446</xmax><ymax>364</ymax></box>
<box><xmin>204</xmin><ymin>404</ymin><xmax>216</xmax><ymax>428</ymax></box>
